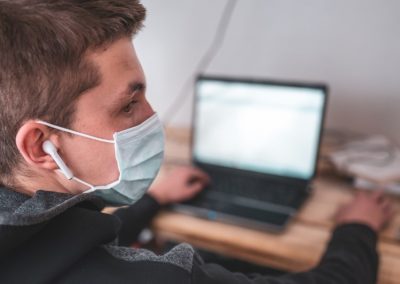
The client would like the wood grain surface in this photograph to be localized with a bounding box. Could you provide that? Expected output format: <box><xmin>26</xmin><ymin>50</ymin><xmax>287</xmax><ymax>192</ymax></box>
<box><xmin>152</xmin><ymin>128</ymin><xmax>400</xmax><ymax>284</ymax></box>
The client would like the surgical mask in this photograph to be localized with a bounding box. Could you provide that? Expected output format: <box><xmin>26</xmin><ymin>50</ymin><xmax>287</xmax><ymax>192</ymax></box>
<box><xmin>37</xmin><ymin>113</ymin><xmax>164</xmax><ymax>205</ymax></box>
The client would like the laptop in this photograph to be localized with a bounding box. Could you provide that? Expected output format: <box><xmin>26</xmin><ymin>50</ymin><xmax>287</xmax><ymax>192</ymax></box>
<box><xmin>173</xmin><ymin>75</ymin><xmax>328</xmax><ymax>232</ymax></box>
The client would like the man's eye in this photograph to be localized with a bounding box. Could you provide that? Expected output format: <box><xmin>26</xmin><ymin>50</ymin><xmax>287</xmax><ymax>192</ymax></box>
<box><xmin>122</xmin><ymin>101</ymin><xmax>137</xmax><ymax>113</ymax></box>
<box><xmin>133</xmin><ymin>84</ymin><xmax>144</xmax><ymax>93</ymax></box>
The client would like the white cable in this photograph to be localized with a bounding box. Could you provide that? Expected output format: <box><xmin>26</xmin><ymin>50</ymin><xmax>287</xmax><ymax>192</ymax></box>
<box><xmin>162</xmin><ymin>0</ymin><xmax>238</xmax><ymax>125</ymax></box>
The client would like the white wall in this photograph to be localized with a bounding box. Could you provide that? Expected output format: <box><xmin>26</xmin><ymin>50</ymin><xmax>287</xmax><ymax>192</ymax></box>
<box><xmin>135</xmin><ymin>0</ymin><xmax>400</xmax><ymax>145</ymax></box>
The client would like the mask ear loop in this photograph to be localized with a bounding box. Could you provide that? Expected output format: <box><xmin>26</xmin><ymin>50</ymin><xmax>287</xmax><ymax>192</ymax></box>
<box><xmin>36</xmin><ymin>120</ymin><xmax>116</xmax><ymax>193</ymax></box>
<box><xmin>73</xmin><ymin>176</ymin><xmax>96</xmax><ymax>193</ymax></box>
<box><xmin>36</xmin><ymin>121</ymin><xmax>115</xmax><ymax>144</ymax></box>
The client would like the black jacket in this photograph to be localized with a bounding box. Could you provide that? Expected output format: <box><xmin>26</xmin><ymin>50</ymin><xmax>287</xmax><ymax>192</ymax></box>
<box><xmin>0</xmin><ymin>186</ymin><xmax>378</xmax><ymax>284</ymax></box>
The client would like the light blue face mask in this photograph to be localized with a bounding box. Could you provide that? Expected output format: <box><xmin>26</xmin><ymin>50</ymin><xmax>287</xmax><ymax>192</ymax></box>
<box><xmin>37</xmin><ymin>114</ymin><xmax>164</xmax><ymax>205</ymax></box>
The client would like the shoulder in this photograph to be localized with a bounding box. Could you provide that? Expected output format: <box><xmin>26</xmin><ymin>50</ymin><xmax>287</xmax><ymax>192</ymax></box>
<box><xmin>104</xmin><ymin>243</ymin><xmax>196</xmax><ymax>273</ymax></box>
<box><xmin>57</xmin><ymin>244</ymin><xmax>196</xmax><ymax>284</ymax></box>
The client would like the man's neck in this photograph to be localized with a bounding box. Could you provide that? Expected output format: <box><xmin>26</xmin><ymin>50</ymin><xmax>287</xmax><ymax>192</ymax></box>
<box><xmin>14</xmin><ymin>170</ymin><xmax>80</xmax><ymax>196</ymax></box>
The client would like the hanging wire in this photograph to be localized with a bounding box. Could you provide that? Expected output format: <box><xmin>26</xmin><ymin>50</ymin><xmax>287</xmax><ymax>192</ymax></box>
<box><xmin>162</xmin><ymin>0</ymin><xmax>238</xmax><ymax>126</ymax></box>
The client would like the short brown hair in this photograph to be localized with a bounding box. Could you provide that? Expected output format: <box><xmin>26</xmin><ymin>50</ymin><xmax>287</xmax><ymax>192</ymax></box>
<box><xmin>0</xmin><ymin>0</ymin><xmax>146</xmax><ymax>186</ymax></box>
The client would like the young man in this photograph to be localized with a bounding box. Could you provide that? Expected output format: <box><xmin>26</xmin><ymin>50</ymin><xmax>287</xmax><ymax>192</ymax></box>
<box><xmin>0</xmin><ymin>1</ymin><xmax>393</xmax><ymax>283</ymax></box>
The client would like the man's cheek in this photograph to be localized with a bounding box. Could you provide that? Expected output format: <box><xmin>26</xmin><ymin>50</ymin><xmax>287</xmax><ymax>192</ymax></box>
<box><xmin>63</xmin><ymin>139</ymin><xmax>117</xmax><ymax>184</ymax></box>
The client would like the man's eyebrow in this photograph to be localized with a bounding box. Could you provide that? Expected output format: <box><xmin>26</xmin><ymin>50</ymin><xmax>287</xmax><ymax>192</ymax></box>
<box><xmin>110</xmin><ymin>81</ymin><xmax>146</xmax><ymax>111</ymax></box>
<box><xmin>119</xmin><ymin>81</ymin><xmax>146</xmax><ymax>97</ymax></box>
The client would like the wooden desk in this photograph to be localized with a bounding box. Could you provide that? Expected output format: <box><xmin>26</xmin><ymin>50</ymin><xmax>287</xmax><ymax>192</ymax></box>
<box><xmin>152</xmin><ymin>128</ymin><xmax>400</xmax><ymax>284</ymax></box>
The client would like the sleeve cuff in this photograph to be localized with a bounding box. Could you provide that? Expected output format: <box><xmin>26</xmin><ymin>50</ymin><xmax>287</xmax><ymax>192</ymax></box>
<box><xmin>331</xmin><ymin>223</ymin><xmax>378</xmax><ymax>247</ymax></box>
<box><xmin>323</xmin><ymin>223</ymin><xmax>379</xmax><ymax>267</ymax></box>
<box><xmin>142</xmin><ymin>193</ymin><xmax>162</xmax><ymax>209</ymax></box>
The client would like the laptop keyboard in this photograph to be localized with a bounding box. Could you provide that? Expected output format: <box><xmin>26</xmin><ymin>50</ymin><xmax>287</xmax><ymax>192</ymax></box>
<box><xmin>206</xmin><ymin>172</ymin><xmax>304</xmax><ymax>208</ymax></box>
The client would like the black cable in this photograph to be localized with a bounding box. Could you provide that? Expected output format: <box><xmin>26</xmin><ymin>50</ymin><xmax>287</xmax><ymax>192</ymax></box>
<box><xmin>162</xmin><ymin>0</ymin><xmax>238</xmax><ymax>125</ymax></box>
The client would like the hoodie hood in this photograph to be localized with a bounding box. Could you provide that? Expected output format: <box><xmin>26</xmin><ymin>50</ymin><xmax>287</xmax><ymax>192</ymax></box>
<box><xmin>0</xmin><ymin>187</ymin><xmax>105</xmax><ymax>256</ymax></box>
<box><xmin>0</xmin><ymin>187</ymin><xmax>104</xmax><ymax>226</ymax></box>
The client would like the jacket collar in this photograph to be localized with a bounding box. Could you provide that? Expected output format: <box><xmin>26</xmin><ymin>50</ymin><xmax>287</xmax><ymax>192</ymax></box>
<box><xmin>0</xmin><ymin>186</ymin><xmax>104</xmax><ymax>226</ymax></box>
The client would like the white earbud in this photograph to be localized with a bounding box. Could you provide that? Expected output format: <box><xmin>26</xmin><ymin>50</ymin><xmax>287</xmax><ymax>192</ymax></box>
<box><xmin>42</xmin><ymin>140</ymin><xmax>74</xmax><ymax>180</ymax></box>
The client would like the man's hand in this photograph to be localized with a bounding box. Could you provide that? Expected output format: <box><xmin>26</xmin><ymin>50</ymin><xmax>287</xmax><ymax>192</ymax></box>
<box><xmin>335</xmin><ymin>190</ymin><xmax>395</xmax><ymax>232</ymax></box>
<box><xmin>148</xmin><ymin>166</ymin><xmax>210</xmax><ymax>205</ymax></box>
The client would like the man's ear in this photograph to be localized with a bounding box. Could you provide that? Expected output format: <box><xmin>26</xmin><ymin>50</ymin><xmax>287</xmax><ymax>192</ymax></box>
<box><xmin>15</xmin><ymin>120</ymin><xmax>59</xmax><ymax>170</ymax></box>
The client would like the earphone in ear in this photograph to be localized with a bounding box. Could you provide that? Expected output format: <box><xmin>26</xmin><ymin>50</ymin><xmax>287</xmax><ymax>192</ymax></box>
<box><xmin>42</xmin><ymin>140</ymin><xmax>74</xmax><ymax>180</ymax></box>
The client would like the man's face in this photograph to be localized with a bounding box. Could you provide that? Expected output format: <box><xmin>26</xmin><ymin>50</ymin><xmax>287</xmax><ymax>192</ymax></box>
<box><xmin>57</xmin><ymin>37</ymin><xmax>153</xmax><ymax>191</ymax></box>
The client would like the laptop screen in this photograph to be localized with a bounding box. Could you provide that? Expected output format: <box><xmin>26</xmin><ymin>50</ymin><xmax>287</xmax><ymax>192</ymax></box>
<box><xmin>192</xmin><ymin>77</ymin><xmax>327</xmax><ymax>180</ymax></box>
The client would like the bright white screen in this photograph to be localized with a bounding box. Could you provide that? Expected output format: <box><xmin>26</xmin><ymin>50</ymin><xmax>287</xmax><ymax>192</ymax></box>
<box><xmin>193</xmin><ymin>79</ymin><xmax>325</xmax><ymax>179</ymax></box>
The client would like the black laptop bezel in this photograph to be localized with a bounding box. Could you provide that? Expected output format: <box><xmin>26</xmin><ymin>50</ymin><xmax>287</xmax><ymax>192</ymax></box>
<box><xmin>190</xmin><ymin>74</ymin><xmax>329</xmax><ymax>186</ymax></box>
